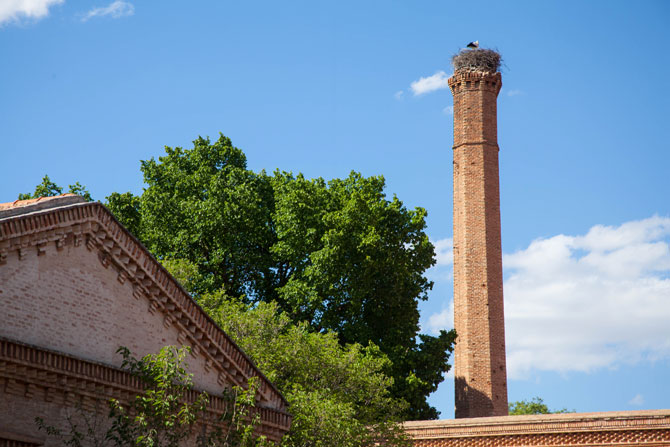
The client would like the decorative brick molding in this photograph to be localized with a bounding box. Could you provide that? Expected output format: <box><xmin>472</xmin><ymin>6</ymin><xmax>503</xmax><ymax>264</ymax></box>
<box><xmin>0</xmin><ymin>430</ymin><xmax>43</xmax><ymax>447</ymax></box>
<box><xmin>0</xmin><ymin>199</ymin><xmax>290</xmax><ymax>440</ymax></box>
<box><xmin>404</xmin><ymin>411</ymin><xmax>670</xmax><ymax>446</ymax></box>
<box><xmin>0</xmin><ymin>441</ymin><xmax>40</xmax><ymax>447</ymax></box>
<box><xmin>0</xmin><ymin>337</ymin><xmax>290</xmax><ymax>442</ymax></box>
<box><xmin>0</xmin><ymin>439</ymin><xmax>41</xmax><ymax>447</ymax></box>
<box><xmin>448</xmin><ymin>67</ymin><xmax>507</xmax><ymax>418</ymax></box>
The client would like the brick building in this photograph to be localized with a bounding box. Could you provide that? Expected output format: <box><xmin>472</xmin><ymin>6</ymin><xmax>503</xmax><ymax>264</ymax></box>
<box><xmin>2</xmin><ymin>49</ymin><xmax>669</xmax><ymax>447</ymax></box>
<box><xmin>0</xmin><ymin>195</ymin><xmax>291</xmax><ymax>446</ymax></box>
<box><xmin>403</xmin><ymin>49</ymin><xmax>670</xmax><ymax>445</ymax></box>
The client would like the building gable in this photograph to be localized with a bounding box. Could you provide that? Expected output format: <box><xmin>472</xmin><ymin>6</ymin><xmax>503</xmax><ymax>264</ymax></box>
<box><xmin>0</xmin><ymin>196</ymin><xmax>290</xmax><ymax>443</ymax></box>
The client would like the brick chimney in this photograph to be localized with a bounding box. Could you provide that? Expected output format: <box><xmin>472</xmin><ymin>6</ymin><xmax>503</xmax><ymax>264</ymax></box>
<box><xmin>448</xmin><ymin>51</ymin><xmax>508</xmax><ymax>418</ymax></box>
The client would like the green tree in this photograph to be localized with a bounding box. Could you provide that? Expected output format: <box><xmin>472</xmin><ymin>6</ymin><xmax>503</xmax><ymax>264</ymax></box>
<box><xmin>508</xmin><ymin>397</ymin><xmax>572</xmax><ymax>415</ymax></box>
<box><xmin>19</xmin><ymin>175</ymin><xmax>93</xmax><ymax>202</ymax></box>
<box><xmin>269</xmin><ymin>171</ymin><xmax>456</xmax><ymax>419</ymax></box>
<box><xmin>106</xmin><ymin>191</ymin><xmax>143</xmax><ymax>238</ymax></box>
<box><xmin>37</xmin><ymin>346</ymin><xmax>270</xmax><ymax>447</ymax></box>
<box><xmin>107</xmin><ymin>134</ymin><xmax>456</xmax><ymax>419</ymax></box>
<box><xmin>205</xmin><ymin>294</ymin><xmax>410</xmax><ymax>447</ymax></box>
<box><xmin>111</xmin><ymin>136</ymin><xmax>276</xmax><ymax>297</ymax></box>
<box><xmin>68</xmin><ymin>181</ymin><xmax>94</xmax><ymax>202</ymax></box>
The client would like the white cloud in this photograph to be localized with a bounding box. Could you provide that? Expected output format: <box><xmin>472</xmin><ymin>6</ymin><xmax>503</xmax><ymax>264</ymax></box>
<box><xmin>504</xmin><ymin>216</ymin><xmax>670</xmax><ymax>379</ymax></box>
<box><xmin>423</xmin><ymin>237</ymin><xmax>454</xmax><ymax>335</ymax></box>
<box><xmin>81</xmin><ymin>0</ymin><xmax>133</xmax><ymax>22</ymax></box>
<box><xmin>425</xmin><ymin>236</ymin><xmax>454</xmax><ymax>284</ymax></box>
<box><xmin>410</xmin><ymin>71</ymin><xmax>450</xmax><ymax>96</ymax></box>
<box><xmin>443</xmin><ymin>106</ymin><xmax>454</xmax><ymax>115</ymax></box>
<box><xmin>425</xmin><ymin>301</ymin><xmax>455</xmax><ymax>335</ymax></box>
<box><xmin>434</xmin><ymin>237</ymin><xmax>453</xmax><ymax>266</ymax></box>
<box><xmin>507</xmin><ymin>89</ymin><xmax>523</xmax><ymax>97</ymax></box>
<box><xmin>0</xmin><ymin>0</ymin><xmax>63</xmax><ymax>25</ymax></box>
<box><xmin>394</xmin><ymin>90</ymin><xmax>404</xmax><ymax>100</ymax></box>
<box><xmin>628</xmin><ymin>393</ymin><xmax>644</xmax><ymax>406</ymax></box>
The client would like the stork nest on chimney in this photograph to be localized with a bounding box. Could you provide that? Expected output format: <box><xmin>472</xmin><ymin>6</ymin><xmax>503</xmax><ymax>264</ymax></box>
<box><xmin>452</xmin><ymin>48</ymin><xmax>501</xmax><ymax>73</ymax></box>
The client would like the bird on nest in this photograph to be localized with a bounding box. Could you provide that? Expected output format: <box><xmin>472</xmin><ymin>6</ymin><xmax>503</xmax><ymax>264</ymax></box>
<box><xmin>466</xmin><ymin>40</ymin><xmax>479</xmax><ymax>49</ymax></box>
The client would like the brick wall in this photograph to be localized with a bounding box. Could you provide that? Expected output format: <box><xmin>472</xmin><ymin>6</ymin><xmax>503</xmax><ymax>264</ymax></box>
<box><xmin>0</xmin><ymin>234</ymin><xmax>223</xmax><ymax>395</ymax></box>
<box><xmin>0</xmin><ymin>200</ymin><xmax>291</xmax><ymax>443</ymax></box>
<box><xmin>404</xmin><ymin>411</ymin><xmax>670</xmax><ymax>446</ymax></box>
<box><xmin>448</xmin><ymin>70</ymin><xmax>507</xmax><ymax>418</ymax></box>
<box><xmin>0</xmin><ymin>338</ymin><xmax>290</xmax><ymax>445</ymax></box>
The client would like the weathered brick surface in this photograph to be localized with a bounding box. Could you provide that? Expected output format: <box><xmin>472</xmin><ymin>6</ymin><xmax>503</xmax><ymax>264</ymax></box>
<box><xmin>404</xmin><ymin>411</ymin><xmax>670</xmax><ymax>446</ymax></box>
<box><xmin>0</xmin><ymin>227</ymin><xmax>223</xmax><ymax>393</ymax></box>
<box><xmin>449</xmin><ymin>70</ymin><xmax>507</xmax><ymax>418</ymax></box>
<box><xmin>0</xmin><ymin>338</ymin><xmax>290</xmax><ymax>445</ymax></box>
<box><xmin>1</xmin><ymin>384</ymin><xmax>77</xmax><ymax>447</ymax></box>
<box><xmin>0</xmin><ymin>199</ymin><xmax>291</xmax><ymax>444</ymax></box>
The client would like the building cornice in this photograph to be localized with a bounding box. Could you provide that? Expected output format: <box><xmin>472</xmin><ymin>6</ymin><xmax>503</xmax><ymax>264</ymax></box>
<box><xmin>0</xmin><ymin>337</ymin><xmax>289</xmax><ymax>442</ymax></box>
<box><xmin>403</xmin><ymin>411</ymin><xmax>670</xmax><ymax>444</ymax></box>
<box><xmin>0</xmin><ymin>201</ymin><xmax>288</xmax><ymax>418</ymax></box>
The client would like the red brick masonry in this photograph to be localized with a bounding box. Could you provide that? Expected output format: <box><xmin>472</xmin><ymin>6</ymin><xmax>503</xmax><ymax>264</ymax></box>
<box><xmin>0</xmin><ymin>338</ymin><xmax>290</xmax><ymax>444</ymax></box>
<box><xmin>0</xmin><ymin>196</ymin><xmax>291</xmax><ymax>444</ymax></box>
<box><xmin>404</xmin><ymin>410</ymin><xmax>670</xmax><ymax>446</ymax></box>
<box><xmin>449</xmin><ymin>69</ymin><xmax>507</xmax><ymax>418</ymax></box>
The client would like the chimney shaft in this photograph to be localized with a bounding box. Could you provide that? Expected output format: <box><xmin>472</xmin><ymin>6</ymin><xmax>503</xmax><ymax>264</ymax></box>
<box><xmin>449</xmin><ymin>68</ymin><xmax>508</xmax><ymax>418</ymax></box>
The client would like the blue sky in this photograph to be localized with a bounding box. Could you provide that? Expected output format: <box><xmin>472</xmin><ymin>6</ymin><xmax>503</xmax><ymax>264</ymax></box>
<box><xmin>2</xmin><ymin>0</ymin><xmax>669</xmax><ymax>418</ymax></box>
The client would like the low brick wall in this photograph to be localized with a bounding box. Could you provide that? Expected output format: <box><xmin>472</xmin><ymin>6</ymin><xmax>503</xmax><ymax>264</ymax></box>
<box><xmin>404</xmin><ymin>410</ymin><xmax>670</xmax><ymax>446</ymax></box>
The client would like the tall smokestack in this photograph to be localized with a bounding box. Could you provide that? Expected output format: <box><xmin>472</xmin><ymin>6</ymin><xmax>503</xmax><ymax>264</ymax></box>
<box><xmin>448</xmin><ymin>48</ymin><xmax>508</xmax><ymax>418</ymax></box>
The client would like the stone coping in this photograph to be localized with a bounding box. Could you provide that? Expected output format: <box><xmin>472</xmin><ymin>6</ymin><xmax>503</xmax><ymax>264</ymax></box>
<box><xmin>403</xmin><ymin>410</ymin><xmax>670</xmax><ymax>438</ymax></box>
<box><xmin>0</xmin><ymin>194</ymin><xmax>85</xmax><ymax>218</ymax></box>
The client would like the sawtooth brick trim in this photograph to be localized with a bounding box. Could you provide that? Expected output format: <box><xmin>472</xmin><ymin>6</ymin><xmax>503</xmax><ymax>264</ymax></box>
<box><xmin>0</xmin><ymin>200</ymin><xmax>290</xmax><ymax>440</ymax></box>
<box><xmin>0</xmin><ymin>201</ymin><xmax>282</xmax><ymax>410</ymax></box>
<box><xmin>403</xmin><ymin>411</ymin><xmax>670</xmax><ymax>446</ymax></box>
<box><xmin>0</xmin><ymin>438</ymin><xmax>42</xmax><ymax>447</ymax></box>
<box><xmin>0</xmin><ymin>337</ymin><xmax>290</xmax><ymax>442</ymax></box>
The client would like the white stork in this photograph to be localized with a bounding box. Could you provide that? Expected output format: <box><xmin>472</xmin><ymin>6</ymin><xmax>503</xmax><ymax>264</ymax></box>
<box><xmin>466</xmin><ymin>40</ymin><xmax>479</xmax><ymax>49</ymax></box>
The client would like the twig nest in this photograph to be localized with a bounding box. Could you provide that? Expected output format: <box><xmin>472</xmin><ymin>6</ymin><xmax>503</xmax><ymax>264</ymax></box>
<box><xmin>452</xmin><ymin>49</ymin><xmax>501</xmax><ymax>73</ymax></box>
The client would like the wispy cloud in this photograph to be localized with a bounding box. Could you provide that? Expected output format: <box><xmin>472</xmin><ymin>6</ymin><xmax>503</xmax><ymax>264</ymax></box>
<box><xmin>434</xmin><ymin>237</ymin><xmax>453</xmax><ymax>266</ymax></box>
<box><xmin>394</xmin><ymin>90</ymin><xmax>404</xmax><ymax>100</ymax></box>
<box><xmin>504</xmin><ymin>216</ymin><xmax>670</xmax><ymax>379</ymax></box>
<box><xmin>410</xmin><ymin>71</ymin><xmax>450</xmax><ymax>96</ymax></box>
<box><xmin>443</xmin><ymin>106</ymin><xmax>454</xmax><ymax>115</ymax></box>
<box><xmin>425</xmin><ymin>236</ymin><xmax>454</xmax><ymax>282</ymax></box>
<box><xmin>422</xmin><ymin>237</ymin><xmax>454</xmax><ymax>335</ymax></box>
<box><xmin>81</xmin><ymin>0</ymin><xmax>134</xmax><ymax>22</ymax></box>
<box><xmin>507</xmin><ymin>89</ymin><xmax>523</xmax><ymax>97</ymax></box>
<box><xmin>425</xmin><ymin>301</ymin><xmax>454</xmax><ymax>335</ymax></box>
<box><xmin>0</xmin><ymin>0</ymin><xmax>64</xmax><ymax>25</ymax></box>
<box><xmin>628</xmin><ymin>393</ymin><xmax>645</xmax><ymax>406</ymax></box>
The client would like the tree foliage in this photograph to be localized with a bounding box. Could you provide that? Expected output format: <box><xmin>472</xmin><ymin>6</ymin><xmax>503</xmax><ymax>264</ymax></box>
<box><xmin>106</xmin><ymin>134</ymin><xmax>456</xmax><ymax>419</ymax></box>
<box><xmin>36</xmin><ymin>346</ymin><xmax>270</xmax><ymax>447</ymax></box>
<box><xmin>202</xmin><ymin>295</ymin><xmax>410</xmax><ymax>447</ymax></box>
<box><xmin>19</xmin><ymin>174</ymin><xmax>93</xmax><ymax>201</ymax></box>
<box><xmin>508</xmin><ymin>397</ymin><xmax>572</xmax><ymax>415</ymax></box>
